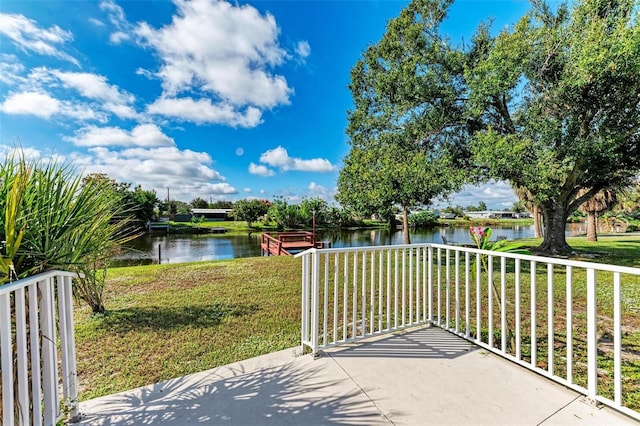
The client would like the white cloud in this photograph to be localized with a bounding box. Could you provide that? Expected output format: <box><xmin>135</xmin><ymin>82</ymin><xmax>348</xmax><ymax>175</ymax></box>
<box><xmin>74</xmin><ymin>145</ymin><xmax>237</xmax><ymax>200</ymax></box>
<box><xmin>65</xmin><ymin>124</ymin><xmax>175</xmax><ymax>147</ymax></box>
<box><xmin>307</xmin><ymin>181</ymin><xmax>335</xmax><ymax>201</ymax></box>
<box><xmin>99</xmin><ymin>0</ymin><xmax>131</xmax><ymax>44</ymax></box>
<box><xmin>147</xmin><ymin>97</ymin><xmax>262</xmax><ymax>127</ymax></box>
<box><xmin>0</xmin><ymin>54</ymin><xmax>25</xmax><ymax>85</ymax></box>
<box><xmin>295</xmin><ymin>40</ymin><xmax>311</xmax><ymax>58</ymax></box>
<box><xmin>53</xmin><ymin>71</ymin><xmax>132</xmax><ymax>103</ymax></box>
<box><xmin>248</xmin><ymin>162</ymin><xmax>275</xmax><ymax>177</ymax></box>
<box><xmin>135</xmin><ymin>0</ymin><xmax>292</xmax><ymax>126</ymax></box>
<box><xmin>243</xmin><ymin>188</ymin><xmax>251</xmax><ymax>193</ymax></box>
<box><xmin>88</xmin><ymin>18</ymin><xmax>105</xmax><ymax>27</ymax></box>
<box><xmin>0</xmin><ymin>68</ymin><xmax>136</xmax><ymax>122</ymax></box>
<box><xmin>52</xmin><ymin>71</ymin><xmax>137</xmax><ymax>118</ymax></box>
<box><xmin>434</xmin><ymin>180</ymin><xmax>518</xmax><ymax>210</ymax></box>
<box><xmin>0</xmin><ymin>13</ymin><xmax>79</xmax><ymax>66</ymax></box>
<box><xmin>0</xmin><ymin>92</ymin><xmax>58</xmax><ymax>119</ymax></box>
<box><xmin>110</xmin><ymin>31</ymin><xmax>130</xmax><ymax>44</ymax></box>
<box><xmin>0</xmin><ymin>91</ymin><xmax>103</xmax><ymax>121</ymax></box>
<box><xmin>259</xmin><ymin>146</ymin><xmax>336</xmax><ymax>172</ymax></box>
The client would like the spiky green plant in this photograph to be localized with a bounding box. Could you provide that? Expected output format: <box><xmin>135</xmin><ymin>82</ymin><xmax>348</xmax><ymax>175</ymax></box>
<box><xmin>0</xmin><ymin>151</ymin><xmax>136</xmax><ymax>422</ymax></box>
<box><xmin>0</xmin><ymin>154</ymin><xmax>30</xmax><ymax>283</ymax></box>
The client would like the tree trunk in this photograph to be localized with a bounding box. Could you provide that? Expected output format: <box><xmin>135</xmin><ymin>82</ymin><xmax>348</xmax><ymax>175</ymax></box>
<box><xmin>538</xmin><ymin>202</ymin><xmax>573</xmax><ymax>255</ymax></box>
<box><xmin>388</xmin><ymin>215</ymin><xmax>396</xmax><ymax>233</ymax></box>
<box><xmin>533</xmin><ymin>205</ymin><xmax>543</xmax><ymax>238</ymax></box>
<box><xmin>586</xmin><ymin>211</ymin><xmax>598</xmax><ymax>242</ymax></box>
<box><xmin>402</xmin><ymin>207</ymin><xmax>410</xmax><ymax>244</ymax></box>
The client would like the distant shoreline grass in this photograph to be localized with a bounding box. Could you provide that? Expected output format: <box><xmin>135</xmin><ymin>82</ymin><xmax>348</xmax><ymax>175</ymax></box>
<box><xmin>75</xmin><ymin>233</ymin><xmax>640</xmax><ymax>407</ymax></box>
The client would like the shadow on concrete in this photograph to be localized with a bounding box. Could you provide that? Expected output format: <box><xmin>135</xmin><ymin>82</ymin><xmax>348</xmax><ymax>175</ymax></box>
<box><xmin>328</xmin><ymin>327</ymin><xmax>476</xmax><ymax>359</ymax></box>
<box><xmin>79</xmin><ymin>353</ymin><xmax>387</xmax><ymax>425</ymax></box>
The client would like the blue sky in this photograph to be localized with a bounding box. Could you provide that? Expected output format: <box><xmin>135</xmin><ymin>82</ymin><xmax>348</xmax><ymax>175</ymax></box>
<box><xmin>0</xmin><ymin>0</ymin><xmax>537</xmax><ymax>208</ymax></box>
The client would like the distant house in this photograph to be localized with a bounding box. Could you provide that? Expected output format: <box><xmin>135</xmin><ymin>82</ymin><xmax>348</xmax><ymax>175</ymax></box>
<box><xmin>465</xmin><ymin>211</ymin><xmax>518</xmax><ymax>219</ymax></box>
<box><xmin>191</xmin><ymin>208</ymin><xmax>233</xmax><ymax>221</ymax></box>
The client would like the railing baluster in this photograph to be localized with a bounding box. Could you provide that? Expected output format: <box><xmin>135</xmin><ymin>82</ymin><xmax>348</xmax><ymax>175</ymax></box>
<box><xmin>501</xmin><ymin>257</ymin><xmax>506</xmax><ymax>352</ymax></box>
<box><xmin>438</xmin><ymin>248</ymin><xmax>442</xmax><ymax>325</ymax></box>
<box><xmin>323</xmin><ymin>253</ymin><xmax>329</xmax><ymax>347</ymax></box>
<box><xmin>428</xmin><ymin>246</ymin><xmax>433</xmax><ymax>321</ymax></box>
<box><xmin>416</xmin><ymin>247</ymin><xmax>421</xmax><ymax>324</ymax></box>
<box><xmin>362</xmin><ymin>251</ymin><xmax>367</xmax><ymax>337</ymax></box>
<box><xmin>394</xmin><ymin>249</ymin><xmax>399</xmax><ymax>329</ymax></box>
<box><xmin>566</xmin><ymin>266</ymin><xmax>573</xmax><ymax>384</ymax></box>
<box><xmin>0</xmin><ymin>292</ymin><xmax>14</xmax><ymax>426</ymax></box>
<box><xmin>40</xmin><ymin>277</ymin><xmax>58</xmax><ymax>425</ymax></box>
<box><xmin>409</xmin><ymin>248</ymin><xmax>414</xmax><ymax>324</ymax></box>
<box><xmin>488</xmin><ymin>254</ymin><xmax>494</xmax><ymax>348</ymax></box>
<box><xmin>423</xmin><ymin>247</ymin><xmax>428</xmax><ymax>321</ymax></box>
<box><xmin>15</xmin><ymin>287</ymin><xmax>30</xmax><ymax>426</ymax></box>
<box><xmin>455</xmin><ymin>250</ymin><xmax>460</xmax><ymax>333</ymax></box>
<box><xmin>370</xmin><ymin>251</ymin><xmax>375</xmax><ymax>334</ymax></box>
<box><xmin>613</xmin><ymin>272</ymin><xmax>622</xmax><ymax>405</ymax></box>
<box><xmin>387</xmin><ymin>250</ymin><xmax>391</xmax><ymax>330</ymax></box>
<box><xmin>311</xmin><ymin>251</ymin><xmax>320</xmax><ymax>354</ymax></box>
<box><xmin>548</xmin><ymin>264</ymin><xmax>554</xmax><ymax>376</ymax></box>
<box><xmin>402</xmin><ymin>249</ymin><xmax>407</xmax><ymax>326</ymax></box>
<box><xmin>334</xmin><ymin>253</ymin><xmax>339</xmax><ymax>344</ymax></box>
<box><xmin>476</xmin><ymin>252</ymin><xmax>481</xmax><ymax>343</ymax></box>
<box><xmin>446</xmin><ymin>248</ymin><xmax>451</xmax><ymax>328</ymax></box>
<box><xmin>343</xmin><ymin>252</ymin><xmax>349</xmax><ymax>341</ymax></box>
<box><xmin>515</xmin><ymin>259</ymin><xmax>521</xmax><ymax>360</ymax></box>
<box><xmin>586</xmin><ymin>268</ymin><xmax>597</xmax><ymax>401</ymax></box>
<box><xmin>353</xmin><ymin>251</ymin><xmax>358</xmax><ymax>339</ymax></box>
<box><xmin>465</xmin><ymin>251</ymin><xmax>470</xmax><ymax>338</ymax></box>
<box><xmin>301</xmin><ymin>252</ymin><xmax>309</xmax><ymax>346</ymax></box>
<box><xmin>29</xmin><ymin>283</ymin><xmax>43</xmax><ymax>423</ymax></box>
<box><xmin>379</xmin><ymin>250</ymin><xmax>383</xmax><ymax>332</ymax></box>
<box><xmin>531</xmin><ymin>261</ymin><xmax>537</xmax><ymax>368</ymax></box>
<box><xmin>59</xmin><ymin>275</ymin><xmax>79</xmax><ymax>420</ymax></box>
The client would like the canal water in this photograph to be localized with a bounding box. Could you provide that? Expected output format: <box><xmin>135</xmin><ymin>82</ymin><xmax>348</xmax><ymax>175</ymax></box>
<box><xmin>115</xmin><ymin>223</ymin><xmax>586</xmax><ymax>265</ymax></box>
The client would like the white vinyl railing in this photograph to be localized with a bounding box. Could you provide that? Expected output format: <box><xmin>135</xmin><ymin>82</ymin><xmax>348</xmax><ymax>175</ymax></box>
<box><xmin>297</xmin><ymin>243</ymin><xmax>640</xmax><ymax>421</ymax></box>
<box><xmin>0</xmin><ymin>271</ymin><xmax>79</xmax><ymax>426</ymax></box>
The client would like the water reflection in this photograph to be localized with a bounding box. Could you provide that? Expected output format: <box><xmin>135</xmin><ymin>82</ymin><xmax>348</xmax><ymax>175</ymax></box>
<box><xmin>116</xmin><ymin>223</ymin><xmax>586</xmax><ymax>265</ymax></box>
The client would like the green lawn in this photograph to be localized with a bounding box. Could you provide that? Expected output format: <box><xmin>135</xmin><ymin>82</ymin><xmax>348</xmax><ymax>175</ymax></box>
<box><xmin>75</xmin><ymin>256</ymin><xmax>301</xmax><ymax>400</ymax></box>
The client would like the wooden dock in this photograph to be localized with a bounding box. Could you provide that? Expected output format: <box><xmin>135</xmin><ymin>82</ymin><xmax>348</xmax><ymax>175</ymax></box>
<box><xmin>260</xmin><ymin>232</ymin><xmax>331</xmax><ymax>256</ymax></box>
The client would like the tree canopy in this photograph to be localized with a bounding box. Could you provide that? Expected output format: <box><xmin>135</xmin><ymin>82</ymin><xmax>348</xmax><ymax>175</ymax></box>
<box><xmin>337</xmin><ymin>0</ymin><xmax>471</xmax><ymax>243</ymax></box>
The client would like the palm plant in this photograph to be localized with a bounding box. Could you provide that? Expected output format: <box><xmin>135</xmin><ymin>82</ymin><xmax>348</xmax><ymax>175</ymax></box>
<box><xmin>578</xmin><ymin>189</ymin><xmax>617</xmax><ymax>242</ymax></box>
<box><xmin>0</xmin><ymin>152</ymin><xmax>135</xmax><ymax>422</ymax></box>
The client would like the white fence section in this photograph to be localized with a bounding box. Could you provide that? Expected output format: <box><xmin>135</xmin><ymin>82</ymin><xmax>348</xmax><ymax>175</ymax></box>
<box><xmin>0</xmin><ymin>271</ymin><xmax>79</xmax><ymax>426</ymax></box>
<box><xmin>297</xmin><ymin>244</ymin><xmax>640</xmax><ymax>421</ymax></box>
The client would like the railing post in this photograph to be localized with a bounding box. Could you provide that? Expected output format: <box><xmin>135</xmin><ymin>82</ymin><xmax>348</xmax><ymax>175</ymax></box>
<box><xmin>586</xmin><ymin>268</ymin><xmax>598</xmax><ymax>402</ymax></box>
<box><xmin>0</xmin><ymin>292</ymin><xmax>14</xmax><ymax>426</ymax></box>
<box><xmin>301</xmin><ymin>251</ymin><xmax>309</xmax><ymax>352</ymax></box>
<box><xmin>311</xmin><ymin>250</ymin><xmax>320</xmax><ymax>355</ymax></box>
<box><xmin>40</xmin><ymin>277</ymin><xmax>59</xmax><ymax>425</ymax></box>
<box><xmin>58</xmin><ymin>275</ymin><xmax>79</xmax><ymax>421</ymax></box>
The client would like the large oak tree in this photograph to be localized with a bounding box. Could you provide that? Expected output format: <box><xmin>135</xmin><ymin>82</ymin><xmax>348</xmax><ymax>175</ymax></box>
<box><xmin>468</xmin><ymin>0</ymin><xmax>640</xmax><ymax>254</ymax></box>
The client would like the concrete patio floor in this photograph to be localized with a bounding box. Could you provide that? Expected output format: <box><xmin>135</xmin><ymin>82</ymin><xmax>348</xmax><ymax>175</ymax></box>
<box><xmin>77</xmin><ymin>326</ymin><xmax>638</xmax><ymax>425</ymax></box>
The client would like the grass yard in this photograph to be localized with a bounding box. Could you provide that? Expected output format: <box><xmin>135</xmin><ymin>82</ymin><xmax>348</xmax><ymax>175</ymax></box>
<box><xmin>74</xmin><ymin>256</ymin><xmax>301</xmax><ymax>400</ymax></box>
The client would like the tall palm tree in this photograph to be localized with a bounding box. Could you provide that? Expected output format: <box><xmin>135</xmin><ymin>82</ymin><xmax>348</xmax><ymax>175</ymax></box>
<box><xmin>578</xmin><ymin>189</ymin><xmax>617</xmax><ymax>242</ymax></box>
